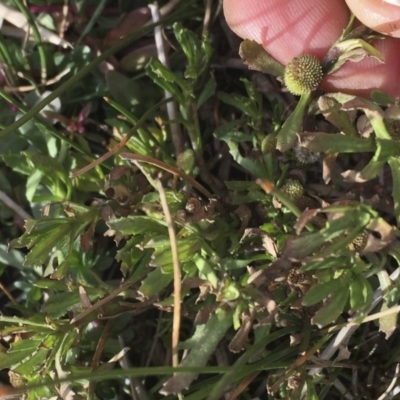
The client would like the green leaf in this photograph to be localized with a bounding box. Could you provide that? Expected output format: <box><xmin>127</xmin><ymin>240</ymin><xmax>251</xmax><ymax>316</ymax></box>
<box><xmin>43</xmin><ymin>290</ymin><xmax>101</xmax><ymax>318</ymax></box>
<box><xmin>302</xmin><ymin>279</ymin><xmax>345</xmax><ymax>307</ymax></box>
<box><xmin>0</xmin><ymin>315</ymin><xmax>52</xmax><ymax>329</ymax></box>
<box><xmin>26</xmin><ymin>169</ymin><xmax>44</xmax><ymax>202</ymax></box>
<box><xmin>176</xmin><ymin>148</ymin><xmax>195</xmax><ymax>174</ymax></box>
<box><xmin>226</xmin><ymin>140</ymin><xmax>269</xmax><ymax>178</ymax></box>
<box><xmin>138</xmin><ymin>267</ymin><xmax>173</xmax><ymax>297</ymax></box>
<box><xmin>161</xmin><ymin>308</ymin><xmax>234</xmax><ymax>395</ymax></box>
<box><xmin>193</xmin><ymin>254</ymin><xmax>218</xmax><ymax>288</ymax></box>
<box><xmin>2</xmin><ymin>153</ymin><xmax>34</xmax><ymax>175</ymax></box>
<box><xmin>311</xmin><ymin>284</ymin><xmax>349</xmax><ymax>328</ymax></box>
<box><xmin>327</xmin><ymin>38</ymin><xmax>384</xmax><ymax>75</ymax></box>
<box><xmin>213</xmin><ymin>119</ymin><xmax>253</xmax><ymax>142</ymax></box>
<box><xmin>116</xmin><ymin>237</ymin><xmax>152</xmax><ymax>277</ymax></box>
<box><xmin>151</xmin><ymin>238</ymin><xmax>201</xmax><ymax>268</ymax></box>
<box><xmin>282</xmin><ymin>231</ymin><xmax>327</xmax><ymax>260</ymax></box>
<box><xmin>276</xmin><ymin>93</ymin><xmax>310</xmax><ymax>152</ymax></box>
<box><xmin>173</xmin><ymin>22</ymin><xmax>212</xmax><ymax>79</ymax></box>
<box><xmin>107</xmin><ymin>216</ymin><xmax>167</xmax><ymax>236</ymax></box>
<box><xmin>0</xmin><ymin>245</ymin><xmax>24</xmax><ymax>269</ymax></box>
<box><xmin>10</xmin><ymin>217</ymin><xmax>90</xmax><ymax>267</ymax></box>
<box><xmin>300</xmin><ymin>256</ymin><xmax>350</xmax><ymax>272</ymax></box>
<box><xmin>356</xmin><ymin>139</ymin><xmax>400</xmax><ymax>182</ymax></box>
<box><xmin>371</xmin><ymin>90</ymin><xmax>395</xmax><ymax>106</ymax></box>
<box><xmin>25</xmin><ymin>151</ymin><xmax>68</xmax><ymax>184</ymax></box>
<box><xmin>388</xmin><ymin>157</ymin><xmax>400</xmax><ymax>223</ymax></box>
<box><xmin>0</xmin><ymin>336</ymin><xmax>49</xmax><ymax>370</ymax></box>
<box><xmin>217</xmin><ymin>90</ymin><xmax>260</xmax><ymax>120</ymax></box>
<box><xmin>349</xmin><ymin>274</ymin><xmax>373</xmax><ymax>311</ymax></box>
<box><xmin>221</xmin><ymin>281</ymin><xmax>240</xmax><ymax>301</ymax></box>
<box><xmin>14</xmin><ymin>347</ymin><xmax>50</xmax><ymax>375</ymax></box>
<box><xmin>146</xmin><ymin>59</ymin><xmax>185</xmax><ymax>104</ymax></box>
<box><xmin>305</xmin><ymin>379</ymin><xmax>319</xmax><ymax>400</ymax></box>
<box><xmin>197</xmin><ymin>76</ymin><xmax>216</xmax><ymax>108</ymax></box>
<box><xmin>43</xmin><ymin>292</ymin><xmax>81</xmax><ymax>318</ymax></box>
<box><xmin>298</xmin><ymin>132</ymin><xmax>376</xmax><ymax>154</ymax></box>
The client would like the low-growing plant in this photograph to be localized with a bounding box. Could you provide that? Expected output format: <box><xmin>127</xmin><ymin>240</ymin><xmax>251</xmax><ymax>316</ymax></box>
<box><xmin>0</xmin><ymin>2</ymin><xmax>400</xmax><ymax>400</ymax></box>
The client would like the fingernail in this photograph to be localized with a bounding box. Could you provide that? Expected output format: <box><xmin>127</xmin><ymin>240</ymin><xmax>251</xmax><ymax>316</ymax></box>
<box><xmin>382</xmin><ymin>0</ymin><xmax>400</xmax><ymax>6</ymax></box>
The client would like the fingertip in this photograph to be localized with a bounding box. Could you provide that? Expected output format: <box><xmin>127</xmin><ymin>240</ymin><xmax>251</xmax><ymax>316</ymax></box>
<box><xmin>345</xmin><ymin>0</ymin><xmax>400</xmax><ymax>37</ymax></box>
<box><xmin>322</xmin><ymin>37</ymin><xmax>400</xmax><ymax>99</ymax></box>
<box><xmin>223</xmin><ymin>0</ymin><xmax>400</xmax><ymax>99</ymax></box>
<box><xmin>223</xmin><ymin>0</ymin><xmax>350</xmax><ymax>64</ymax></box>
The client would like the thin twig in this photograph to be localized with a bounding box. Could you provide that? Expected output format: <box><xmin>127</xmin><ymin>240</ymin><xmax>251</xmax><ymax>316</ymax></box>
<box><xmin>202</xmin><ymin>0</ymin><xmax>212</xmax><ymax>34</ymax></box>
<box><xmin>4</xmin><ymin>67</ymin><xmax>71</xmax><ymax>93</ymax></box>
<box><xmin>0</xmin><ymin>281</ymin><xmax>17</xmax><ymax>305</ymax></box>
<box><xmin>71</xmin><ymin>97</ymin><xmax>170</xmax><ymax>178</ymax></box>
<box><xmin>0</xmin><ymin>3</ymin><xmax>71</xmax><ymax>48</ymax></box>
<box><xmin>71</xmin><ymin>132</ymin><xmax>130</xmax><ymax>178</ymax></box>
<box><xmin>0</xmin><ymin>190</ymin><xmax>32</xmax><ymax>220</ymax></box>
<box><xmin>118</xmin><ymin>335</ymin><xmax>149</xmax><ymax>400</ymax></box>
<box><xmin>377</xmin><ymin>363</ymin><xmax>400</xmax><ymax>400</ymax></box>
<box><xmin>145</xmin><ymin>310</ymin><xmax>163</xmax><ymax>367</ymax></box>
<box><xmin>88</xmin><ymin>319</ymin><xmax>113</xmax><ymax>400</ymax></box>
<box><xmin>332</xmin><ymin>379</ymin><xmax>354</xmax><ymax>400</ymax></box>
<box><xmin>120</xmin><ymin>152</ymin><xmax>213</xmax><ymax>198</ymax></box>
<box><xmin>156</xmin><ymin>179</ymin><xmax>181</xmax><ymax>368</ymax></box>
<box><xmin>149</xmin><ymin>2</ymin><xmax>183</xmax><ymax>156</ymax></box>
<box><xmin>70</xmin><ymin>281</ymin><xmax>136</xmax><ymax>325</ymax></box>
<box><xmin>157</xmin><ymin>0</ymin><xmax>181</xmax><ymax>17</ymax></box>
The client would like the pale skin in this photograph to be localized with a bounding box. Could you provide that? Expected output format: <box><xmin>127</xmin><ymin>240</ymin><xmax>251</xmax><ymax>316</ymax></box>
<box><xmin>223</xmin><ymin>0</ymin><xmax>400</xmax><ymax>99</ymax></box>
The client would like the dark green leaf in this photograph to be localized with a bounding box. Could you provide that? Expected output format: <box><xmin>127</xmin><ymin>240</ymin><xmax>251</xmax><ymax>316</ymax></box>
<box><xmin>311</xmin><ymin>285</ymin><xmax>349</xmax><ymax>328</ymax></box>
<box><xmin>10</xmin><ymin>217</ymin><xmax>90</xmax><ymax>267</ymax></box>
<box><xmin>161</xmin><ymin>308</ymin><xmax>234</xmax><ymax>395</ymax></box>
<box><xmin>151</xmin><ymin>238</ymin><xmax>201</xmax><ymax>267</ymax></box>
<box><xmin>276</xmin><ymin>93</ymin><xmax>310</xmax><ymax>152</ymax></box>
<box><xmin>302</xmin><ymin>279</ymin><xmax>345</xmax><ymax>307</ymax></box>
<box><xmin>388</xmin><ymin>157</ymin><xmax>400</xmax><ymax>223</ymax></box>
<box><xmin>0</xmin><ymin>336</ymin><xmax>48</xmax><ymax>370</ymax></box>
<box><xmin>138</xmin><ymin>267</ymin><xmax>173</xmax><ymax>297</ymax></box>
<box><xmin>371</xmin><ymin>90</ymin><xmax>395</xmax><ymax>106</ymax></box>
<box><xmin>217</xmin><ymin>92</ymin><xmax>259</xmax><ymax>120</ymax></box>
<box><xmin>298</xmin><ymin>132</ymin><xmax>376</xmax><ymax>154</ymax></box>
<box><xmin>226</xmin><ymin>140</ymin><xmax>269</xmax><ymax>178</ymax></box>
<box><xmin>197</xmin><ymin>76</ymin><xmax>216</xmax><ymax>108</ymax></box>
<box><xmin>107</xmin><ymin>216</ymin><xmax>167</xmax><ymax>236</ymax></box>
<box><xmin>349</xmin><ymin>274</ymin><xmax>373</xmax><ymax>311</ymax></box>
<box><xmin>43</xmin><ymin>290</ymin><xmax>101</xmax><ymax>318</ymax></box>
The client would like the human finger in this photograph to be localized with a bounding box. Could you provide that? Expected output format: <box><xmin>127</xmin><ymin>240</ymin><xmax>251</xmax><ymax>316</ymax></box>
<box><xmin>346</xmin><ymin>0</ymin><xmax>400</xmax><ymax>38</ymax></box>
<box><xmin>223</xmin><ymin>0</ymin><xmax>351</xmax><ymax>64</ymax></box>
<box><xmin>223</xmin><ymin>0</ymin><xmax>400</xmax><ymax>98</ymax></box>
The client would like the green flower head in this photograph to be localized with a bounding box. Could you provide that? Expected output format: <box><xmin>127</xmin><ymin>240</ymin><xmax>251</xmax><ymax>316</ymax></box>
<box><xmin>284</xmin><ymin>54</ymin><xmax>323</xmax><ymax>95</ymax></box>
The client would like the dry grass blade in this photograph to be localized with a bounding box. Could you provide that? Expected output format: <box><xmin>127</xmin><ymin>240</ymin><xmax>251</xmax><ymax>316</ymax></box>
<box><xmin>0</xmin><ymin>3</ymin><xmax>71</xmax><ymax>48</ymax></box>
<box><xmin>70</xmin><ymin>281</ymin><xmax>136</xmax><ymax>325</ymax></box>
<box><xmin>120</xmin><ymin>153</ymin><xmax>213</xmax><ymax>198</ymax></box>
<box><xmin>156</xmin><ymin>179</ymin><xmax>181</xmax><ymax>367</ymax></box>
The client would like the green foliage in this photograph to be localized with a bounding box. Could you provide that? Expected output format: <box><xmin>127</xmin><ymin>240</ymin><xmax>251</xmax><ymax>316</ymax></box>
<box><xmin>0</xmin><ymin>3</ymin><xmax>399</xmax><ymax>400</ymax></box>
